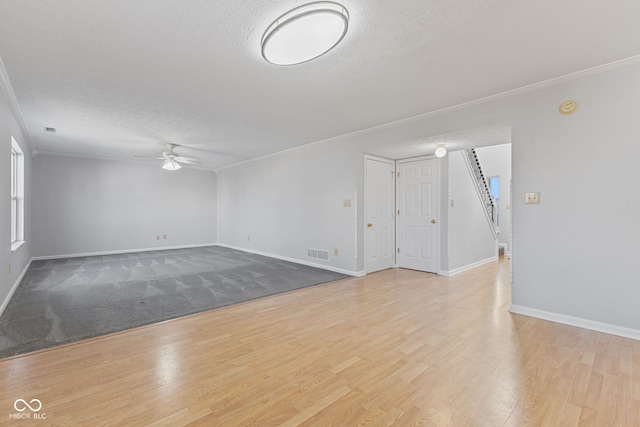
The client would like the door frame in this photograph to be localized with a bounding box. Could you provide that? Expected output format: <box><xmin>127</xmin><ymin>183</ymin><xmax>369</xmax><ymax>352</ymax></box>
<box><xmin>395</xmin><ymin>155</ymin><xmax>441</xmax><ymax>274</ymax></box>
<box><xmin>364</xmin><ymin>155</ymin><xmax>396</xmax><ymax>274</ymax></box>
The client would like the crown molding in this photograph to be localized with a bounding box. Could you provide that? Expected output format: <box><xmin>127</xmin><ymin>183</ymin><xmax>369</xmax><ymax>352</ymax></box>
<box><xmin>4</xmin><ymin>52</ymin><xmax>640</xmax><ymax>169</ymax></box>
<box><xmin>0</xmin><ymin>56</ymin><xmax>37</xmax><ymax>155</ymax></box>
<box><xmin>343</xmin><ymin>54</ymin><xmax>640</xmax><ymax>137</ymax></box>
<box><xmin>217</xmin><ymin>55</ymin><xmax>640</xmax><ymax>172</ymax></box>
<box><xmin>35</xmin><ymin>149</ymin><xmax>215</xmax><ymax>171</ymax></box>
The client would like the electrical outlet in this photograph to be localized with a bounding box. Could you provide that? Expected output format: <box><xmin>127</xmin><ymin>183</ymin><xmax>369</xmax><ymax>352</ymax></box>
<box><xmin>163</xmin><ymin>234</ymin><xmax>167</xmax><ymax>240</ymax></box>
<box><xmin>156</xmin><ymin>235</ymin><xmax>160</xmax><ymax>240</ymax></box>
<box><xmin>525</xmin><ymin>192</ymin><xmax>540</xmax><ymax>204</ymax></box>
<box><xmin>334</xmin><ymin>249</ymin><xmax>339</xmax><ymax>256</ymax></box>
<box><xmin>247</xmin><ymin>235</ymin><xmax>251</xmax><ymax>241</ymax></box>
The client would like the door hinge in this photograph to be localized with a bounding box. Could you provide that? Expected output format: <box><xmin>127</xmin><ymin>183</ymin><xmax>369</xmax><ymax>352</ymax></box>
<box><xmin>397</xmin><ymin>248</ymin><xmax>400</xmax><ymax>254</ymax></box>
<box><xmin>397</xmin><ymin>209</ymin><xmax>400</xmax><ymax>216</ymax></box>
<box><xmin>397</xmin><ymin>172</ymin><xmax>400</xmax><ymax>178</ymax></box>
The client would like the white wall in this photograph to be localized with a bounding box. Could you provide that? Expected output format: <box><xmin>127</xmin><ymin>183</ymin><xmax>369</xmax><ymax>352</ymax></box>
<box><xmin>217</xmin><ymin>140</ymin><xmax>360</xmax><ymax>275</ymax></box>
<box><xmin>446</xmin><ymin>150</ymin><xmax>497</xmax><ymax>273</ymax></box>
<box><xmin>509</xmin><ymin>63</ymin><xmax>640</xmax><ymax>334</ymax></box>
<box><xmin>218</xmin><ymin>58</ymin><xmax>640</xmax><ymax>335</ymax></box>
<box><xmin>33</xmin><ymin>154</ymin><xmax>217</xmax><ymax>257</ymax></box>
<box><xmin>475</xmin><ymin>143</ymin><xmax>512</xmax><ymax>253</ymax></box>
<box><xmin>0</xmin><ymin>76</ymin><xmax>32</xmax><ymax>313</ymax></box>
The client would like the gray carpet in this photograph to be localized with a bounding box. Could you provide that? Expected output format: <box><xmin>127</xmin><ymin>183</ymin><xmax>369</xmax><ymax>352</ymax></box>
<box><xmin>0</xmin><ymin>246</ymin><xmax>348</xmax><ymax>359</ymax></box>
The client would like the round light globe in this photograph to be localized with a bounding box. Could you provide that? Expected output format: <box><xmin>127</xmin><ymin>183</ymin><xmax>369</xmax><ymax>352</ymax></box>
<box><xmin>434</xmin><ymin>145</ymin><xmax>447</xmax><ymax>158</ymax></box>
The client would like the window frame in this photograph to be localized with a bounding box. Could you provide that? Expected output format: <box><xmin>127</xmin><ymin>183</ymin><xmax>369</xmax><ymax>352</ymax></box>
<box><xmin>10</xmin><ymin>136</ymin><xmax>24</xmax><ymax>251</ymax></box>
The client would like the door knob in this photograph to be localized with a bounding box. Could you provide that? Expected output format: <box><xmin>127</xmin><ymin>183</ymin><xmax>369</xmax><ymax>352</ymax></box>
<box><xmin>431</xmin><ymin>219</ymin><xmax>436</xmax><ymax>224</ymax></box>
<box><xmin>367</xmin><ymin>223</ymin><xmax>373</xmax><ymax>228</ymax></box>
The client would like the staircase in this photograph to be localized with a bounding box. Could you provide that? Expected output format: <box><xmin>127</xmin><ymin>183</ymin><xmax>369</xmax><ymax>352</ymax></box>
<box><xmin>463</xmin><ymin>148</ymin><xmax>497</xmax><ymax>237</ymax></box>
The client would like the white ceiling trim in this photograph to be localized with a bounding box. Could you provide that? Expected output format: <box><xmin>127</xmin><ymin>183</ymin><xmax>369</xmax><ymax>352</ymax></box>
<box><xmin>0</xmin><ymin>55</ymin><xmax>36</xmax><ymax>155</ymax></box>
<box><xmin>216</xmin><ymin>54</ymin><xmax>640</xmax><ymax>172</ymax></box>
<box><xmin>346</xmin><ymin>54</ymin><xmax>640</xmax><ymax>138</ymax></box>
<box><xmin>34</xmin><ymin>149</ymin><xmax>213</xmax><ymax>172</ymax></box>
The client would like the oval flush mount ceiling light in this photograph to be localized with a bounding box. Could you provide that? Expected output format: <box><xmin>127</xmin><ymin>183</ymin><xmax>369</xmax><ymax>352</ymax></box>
<box><xmin>261</xmin><ymin>2</ymin><xmax>349</xmax><ymax>66</ymax></box>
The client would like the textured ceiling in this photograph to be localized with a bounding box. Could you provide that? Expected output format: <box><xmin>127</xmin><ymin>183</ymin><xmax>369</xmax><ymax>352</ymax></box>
<box><xmin>0</xmin><ymin>0</ymin><xmax>639</xmax><ymax>169</ymax></box>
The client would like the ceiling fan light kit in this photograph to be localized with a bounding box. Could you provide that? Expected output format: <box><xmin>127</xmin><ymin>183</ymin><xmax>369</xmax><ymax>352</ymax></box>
<box><xmin>134</xmin><ymin>143</ymin><xmax>201</xmax><ymax>171</ymax></box>
<box><xmin>162</xmin><ymin>159</ymin><xmax>182</xmax><ymax>171</ymax></box>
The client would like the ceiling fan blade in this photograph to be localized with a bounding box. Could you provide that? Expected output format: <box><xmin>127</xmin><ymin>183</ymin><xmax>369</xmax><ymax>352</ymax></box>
<box><xmin>135</xmin><ymin>143</ymin><xmax>204</xmax><ymax>166</ymax></box>
<box><xmin>174</xmin><ymin>156</ymin><xmax>201</xmax><ymax>164</ymax></box>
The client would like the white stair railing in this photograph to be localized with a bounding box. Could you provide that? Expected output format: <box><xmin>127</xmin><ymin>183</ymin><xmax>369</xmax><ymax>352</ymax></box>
<box><xmin>463</xmin><ymin>148</ymin><xmax>497</xmax><ymax>238</ymax></box>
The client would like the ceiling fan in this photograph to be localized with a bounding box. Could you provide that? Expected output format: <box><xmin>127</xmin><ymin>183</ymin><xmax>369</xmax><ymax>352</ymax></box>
<box><xmin>134</xmin><ymin>144</ymin><xmax>201</xmax><ymax>171</ymax></box>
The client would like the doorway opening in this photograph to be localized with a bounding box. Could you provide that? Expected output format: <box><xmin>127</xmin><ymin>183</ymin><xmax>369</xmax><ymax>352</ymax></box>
<box><xmin>364</xmin><ymin>127</ymin><xmax>512</xmax><ymax>275</ymax></box>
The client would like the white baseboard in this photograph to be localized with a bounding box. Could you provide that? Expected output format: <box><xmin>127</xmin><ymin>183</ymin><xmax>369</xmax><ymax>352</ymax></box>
<box><xmin>0</xmin><ymin>258</ymin><xmax>33</xmax><ymax>317</ymax></box>
<box><xmin>215</xmin><ymin>243</ymin><xmax>358</xmax><ymax>277</ymax></box>
<box><xmin>509</xmin><ymin>305</ymin><xmax>640</xmax><ymax>341</ymax></box>
<box><xmin>440</xmin><ymin>255</ymin><xmax>498</xmax><ymax>277</ymax></box>
<box><xmin>31</xmin><ymin>243</ymin><xmax>218</xmax><ymax>261</ymax></box>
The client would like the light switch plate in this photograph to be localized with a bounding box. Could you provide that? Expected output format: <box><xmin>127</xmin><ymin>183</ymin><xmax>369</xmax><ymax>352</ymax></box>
<box><xmin>525</xmin><ymin>192</ymin><xmax>540</xmax><ymax>204</ymax></box>
<box><xmin>343</xmin><ymin>199</ymin><xmax>352</xmax><ymax>208</ymax></box>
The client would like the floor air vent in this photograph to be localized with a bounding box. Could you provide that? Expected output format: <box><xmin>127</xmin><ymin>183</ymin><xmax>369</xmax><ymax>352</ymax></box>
<box><xmin>307</xmin><ymin>248</ymin><xmax>329</xmax><ymax>261</ymax></box>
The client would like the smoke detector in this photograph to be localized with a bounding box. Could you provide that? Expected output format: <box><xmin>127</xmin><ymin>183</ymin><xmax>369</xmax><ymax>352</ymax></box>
<box><xmin>559</xmin><ymin>101</ymin><xmax>578</xmax><ymax>115</ymax></box>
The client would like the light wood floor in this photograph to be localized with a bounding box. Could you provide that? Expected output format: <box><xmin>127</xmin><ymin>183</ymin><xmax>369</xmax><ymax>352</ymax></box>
<box><xmin>1</xmin><ymin>257</ymin><xmax>638</xmax><ymax>426</ymax></box>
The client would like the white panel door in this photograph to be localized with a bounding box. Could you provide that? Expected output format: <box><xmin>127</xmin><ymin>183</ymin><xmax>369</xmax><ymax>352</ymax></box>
<box><xmin>397</xmin><ymin>158</ymin><xmax>439</xmax><ymax>273</ymax></box>
<box><xmin>365</xmin><ymin>157</ymin><xmax>394</xmax><ymax>273</ymax></box>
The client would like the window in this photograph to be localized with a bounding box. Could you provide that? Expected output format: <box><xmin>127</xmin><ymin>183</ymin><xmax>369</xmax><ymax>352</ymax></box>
<box><xmin>10</xmin><ymin>136</ymin><xmax>24</xmax><ymax>250</ymax></box>
<box><xmin>489</xmin><ymin>175</ymin><xmax>500</xmax><ymax>227</ymax></box>
<box><xmin>489</xmin><ymin>176</ymin><xmax>500</xmax><ymax>200</ymax></box>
